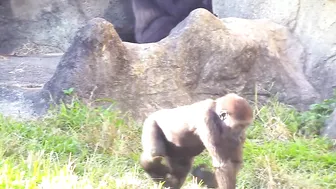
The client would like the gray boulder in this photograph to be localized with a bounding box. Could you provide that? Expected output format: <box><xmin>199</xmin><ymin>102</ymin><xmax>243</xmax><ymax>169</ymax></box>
<box><xmin>323</xmin><ymin>109</ymin><xmax>336</xmax><ymax>139</ymax></box>
<box><xmin>213</xmin><ymin>0</ymin><xmax>336</xmax><ymax>102</ymax></box>
<box><xmin>37</xmin><ymin>9</ymin><xmax>319</xmax><ymax>122</ymax></box>
<box><xmin>0</xmin><ymin>0</ymin><xmax>134</xmax><ymax>55</ymax></box>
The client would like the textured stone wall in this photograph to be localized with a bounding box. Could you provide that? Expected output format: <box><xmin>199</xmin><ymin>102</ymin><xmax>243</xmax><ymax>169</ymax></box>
<box><xmin>0</xmin><ymin>0</ymin><xmax>134</xmax><ymax>55</ymax></box>
<box><xmin>213</xmin><ymin>0</ymin><xmax>336</xmax><ymax>99</ymax></box>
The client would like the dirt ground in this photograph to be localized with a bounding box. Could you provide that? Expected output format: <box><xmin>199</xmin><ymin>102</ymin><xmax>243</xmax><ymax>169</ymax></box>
<box><xmin>0</xmin><ymin>54</ymin><xmax>61</xmax><ymax>119</ymax></box>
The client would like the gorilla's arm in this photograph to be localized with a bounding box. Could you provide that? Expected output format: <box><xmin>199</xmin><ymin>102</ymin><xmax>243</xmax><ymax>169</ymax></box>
<box><xmin>154</xmin><ymin>0</ymin><xmax>193</xmax><ymax>17</ymax></box>
<box><xmin>155</xmin><ymin>0</ymin><xmax>213</xmax><ymax>18</ymax></box>
<box><xmin>197</xmin><ymin>109</ymin><xmax>241</xmax><ymax>189</ymax></box>
<box><xmin>202</xmin><ymin>0</ymin><xmax>213</xmax><ymax>13</ymax></box>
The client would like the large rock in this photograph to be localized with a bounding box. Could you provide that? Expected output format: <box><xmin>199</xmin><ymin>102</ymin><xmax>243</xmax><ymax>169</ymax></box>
<box><xmin>213</xmin><ymin>0</ymin><xmax>336</xmax><ymax>101</ymax></box>
<box><xmin>36</xmin><ymin>9</ymin><xmax>319</xmax><ymax>122</ymax></box>
<box><xmin>0</xmin><ymin>0</ymin><xmax>134</xmax><ymax>55</ymax></box>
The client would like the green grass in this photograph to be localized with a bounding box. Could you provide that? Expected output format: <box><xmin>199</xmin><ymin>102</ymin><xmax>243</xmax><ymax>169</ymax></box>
<box><xmin>0</xmin><ymin>96</ymin><xmax>335</xmax><ymax>189</ymax></box>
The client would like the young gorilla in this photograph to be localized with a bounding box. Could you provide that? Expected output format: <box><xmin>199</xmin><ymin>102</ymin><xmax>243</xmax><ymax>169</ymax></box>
<box><xmin>140</xmin><ymin>93</ymin><xmax>253</xmax><ymax>189</ymax></box>
<box><xmin>132</xmin><ymin>0</ymin><xmax>215</xmax><ymax>43</ymax></box>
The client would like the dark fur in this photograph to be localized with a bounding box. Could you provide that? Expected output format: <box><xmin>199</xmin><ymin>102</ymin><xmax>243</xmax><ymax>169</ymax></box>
<box><xmin>140</xmin><ymin>94</ymin><xmax>253</xmax><ymax>189</ymax></box>
<box><xmin>191</xmin><ymin>164</ymin><xmax>218</xmax><ymax>188</ymax></box>
<box><xmin>131</xmin><ymin>0</ymin><xmax>214</xmax><ymax>43</ymax></box>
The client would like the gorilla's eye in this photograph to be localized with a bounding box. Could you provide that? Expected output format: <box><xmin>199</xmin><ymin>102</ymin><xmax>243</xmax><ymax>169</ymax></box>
<box><xmin>219</xmin><ymin>110</ymin><xmax>228</xmax><ymax>120</ymax></box>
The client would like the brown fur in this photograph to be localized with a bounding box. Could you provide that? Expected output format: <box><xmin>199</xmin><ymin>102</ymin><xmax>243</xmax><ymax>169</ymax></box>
<box><xmin>140</xmin><ymin>93</ymin><xmax>253</xmax><ymax>189</ymax></box>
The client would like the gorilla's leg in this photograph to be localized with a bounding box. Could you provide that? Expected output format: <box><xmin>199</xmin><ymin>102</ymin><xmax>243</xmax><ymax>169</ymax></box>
<box><xmin>164</xmin><ymin>157</ymin><xmax>194</xmax><ymax>189</ymax></box>
<box><xmin>191</xmin><ymin>164</ymin><xmax>218</xmax><ymax>188</ymax></box>
<box><xmin>135</xmin><ymin>16</ymin><xmax>179</xmax><ymax>43</ymax></box>
<box><xmin>140</xmin><ymin>119</ymin><xmax>170</xmax><ymax>183</ymax></box>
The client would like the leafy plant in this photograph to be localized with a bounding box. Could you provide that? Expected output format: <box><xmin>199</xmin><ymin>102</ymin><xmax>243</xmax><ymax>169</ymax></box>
<box><xmin>298</xmin><ymin>90</ymin><xmax>336</xmax><ymax>136</ymax></box>
<box><xmin>63</xmin><ymin>87</ymin><xmax>74</xmax><ymax>95</ymax></box>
